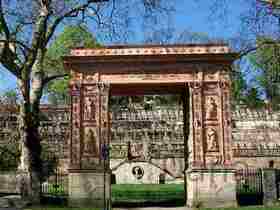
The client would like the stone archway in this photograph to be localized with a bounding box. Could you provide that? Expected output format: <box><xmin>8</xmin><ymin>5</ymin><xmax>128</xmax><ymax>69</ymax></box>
<box><xmin>63</xmin><ymin>44</ymin><xmax>237</xmax><ymax>208</ymax></box>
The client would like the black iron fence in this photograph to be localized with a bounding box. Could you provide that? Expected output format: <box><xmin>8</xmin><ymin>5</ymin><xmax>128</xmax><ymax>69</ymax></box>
<box><xmin>41</xmin><ymin>169</ymin><xmax>68</xmax><ymax>197</ymax></box>
<box><xmin>236</xmin><ymin>168</ymin><xmax>263</xmax><ymax>206</ymax></box>
<box><xmin>275</xmin><ymin>169</ymin><xmax>280</xmax><ymax>199</ymax></box>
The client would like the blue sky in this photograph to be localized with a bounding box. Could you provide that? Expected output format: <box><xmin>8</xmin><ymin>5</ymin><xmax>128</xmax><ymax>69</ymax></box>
<box><xmin>0</xmin><ymin>1</ymin><xmax>247</xmax><ymax>94</ymax></box>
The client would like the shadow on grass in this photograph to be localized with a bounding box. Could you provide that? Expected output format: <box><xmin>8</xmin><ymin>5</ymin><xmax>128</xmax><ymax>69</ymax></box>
<box><xmin>40</xmin><ymin>195</ymin><xmax>67</xmax><ymax>207</ymax></box>
<box><xmin>112</xmin><ymin>198</ymin><xmax>185</xmax><ymax>208</ymax></box>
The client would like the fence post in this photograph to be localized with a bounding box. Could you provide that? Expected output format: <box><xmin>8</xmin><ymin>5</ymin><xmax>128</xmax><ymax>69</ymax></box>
<box><xmin>262</xmin><ymin>168</ymin><xmax>278</xmax><ymax>206</ymax></box>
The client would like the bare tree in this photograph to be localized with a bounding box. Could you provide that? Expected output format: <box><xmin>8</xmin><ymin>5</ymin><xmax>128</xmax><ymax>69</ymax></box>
<box><xmin>208</xmin><ymin>0</ymin><xmax>280</xmax><ymax>56</ymax></box>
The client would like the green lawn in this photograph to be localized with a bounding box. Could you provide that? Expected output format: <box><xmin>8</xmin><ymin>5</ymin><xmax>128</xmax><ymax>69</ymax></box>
<box><xmin>25</xmin><ymin>184</ymin><xmax>280</xmax><ymax>209</ymax></box>
<box><xmin>204</xmin><ymin>207</ymin><xmax>280</xmax><ymax>210</ymax></box>
<box><xmin>25</xmin><ymin>208</ymin><xmax>101</xmax><ymax>210</ymax></box>
<box><xmin>111</xmin><ymin>184</ymin><xmax>185</xmax><ymax>202</ymax></box>
<box><xmin>26</xmin><ymin>206</ymin><xmax>280</xmax><ymax>210</ymax></box>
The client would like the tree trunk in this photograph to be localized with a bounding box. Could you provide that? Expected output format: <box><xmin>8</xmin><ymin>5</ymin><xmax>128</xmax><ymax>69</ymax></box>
<box><xmin>17</xmin><ymin>66</ymin><xmax>44</xmax><ymax>203</ymax></box>
<box><xmin>17</xmin><ymin>101</ymin><xmax>42</xmax><ymax>204</ymax></box>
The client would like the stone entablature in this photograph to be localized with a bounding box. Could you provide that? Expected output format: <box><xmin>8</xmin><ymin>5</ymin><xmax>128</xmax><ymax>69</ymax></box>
<box><xmin>71</xmin><ymin>44</ymin><xmax>231</xmax><ymax>57</ymax></box>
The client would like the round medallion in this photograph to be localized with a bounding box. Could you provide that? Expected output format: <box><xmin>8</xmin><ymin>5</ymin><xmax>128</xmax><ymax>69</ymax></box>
<box><xmin>132</xmin><ymin>166</ymin><xmax>144</xmax><ymax>179</ymax></box>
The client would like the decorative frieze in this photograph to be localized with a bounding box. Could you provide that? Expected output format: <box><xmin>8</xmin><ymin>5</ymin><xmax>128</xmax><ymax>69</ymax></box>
<box><xmin>71</xmin><ymin>45</ymin><xmax>230</xmax><ymax>57</ymax></box>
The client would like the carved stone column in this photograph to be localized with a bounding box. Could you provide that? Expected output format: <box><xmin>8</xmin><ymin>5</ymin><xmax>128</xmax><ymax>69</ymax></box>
<box><xmin>186</xmin><ymin>69</ymin><xmax>236</xmax><ymax>208</ymax></box>
<box><xmin>68</xmin><ymin>80</ymin><xmax>111</xmax><ymax>208</ymax></box>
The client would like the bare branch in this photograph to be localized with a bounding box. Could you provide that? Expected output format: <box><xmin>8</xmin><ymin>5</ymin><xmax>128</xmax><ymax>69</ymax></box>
<box><xmin>0</xmin><ymin>39</ymin><xmax>31</xmax><ymax>52</ymax></box>
<box><xmin>237</xmin><ymin>39</ymin><xmax>280</xmax><ymax>59</ymax></box>
<box><xmin>0</xmin><ymin>0</ymin><xmax>10</xmax><ymax>38</ymax></box>
<box><xmin>0</xmin><ymin>46</ymin><xmax>21</xmax><ymax>78</ymax></box>
<box><xmin>46</xmin><ymin>0</ymin><xmax>108</xmax><ymax>43</ymax></box>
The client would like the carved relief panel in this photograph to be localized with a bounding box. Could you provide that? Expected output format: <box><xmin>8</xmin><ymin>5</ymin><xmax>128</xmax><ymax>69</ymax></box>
<box><xmin>205</xmin><ymin>96</ymin><xmax>218</xmax><ymax>120</ymax></box>
<box><xmin>83</xmin><ymin>96</ymin><xmax>97</xmax><ymax>122</ymax></box>
<box><xmin>190</xmin><ymin>68</ymin><xmax>233</xmax><ymax>169</ymax></box>
<box><xmin>206</xmin><ymin>127</ymin><xmax>219</xmax><ymax>152</ymax></box>
<box><xmin>81</xmin><ymin>127</ymin><xmax>100</xmax><ymax>168</ymax></box>
<box><xmin>203</xmin><ymin>83</ymin><xmax>223</xmax><ymax>166</ymax></box>
<box><xmin>82</xmin><ymin>128</ymin><xmax>99</xmax><ymax>156</ymax></box>
<box><xmin>79</xmin><ymin>83</ymin><xmax>110</xmax><ymax>170</ymax></box>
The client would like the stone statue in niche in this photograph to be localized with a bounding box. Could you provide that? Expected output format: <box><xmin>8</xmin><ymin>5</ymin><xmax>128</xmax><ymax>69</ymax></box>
<box><xmin>206</xmin><ymin>97</ymin><xmax>217</xmax><ymax>120</ymax></box>
<box><xmin>142</xmin><ymin>141</ymin><xmax>150</xmax><ymax>160</ymax></box>
<box><xmin>206</xmin><ymin>128</ymin><xmax>219</xmax><ymax>152</ymax></box>
<box><xmin>83</xmin><ymin>129</ymin><xmax>99</xmax><ymax>156</ymax></box>
<box><xmin>85</xmin><ymin>98</ymin><xmax>96</xmax><ymax>121</ymax></box>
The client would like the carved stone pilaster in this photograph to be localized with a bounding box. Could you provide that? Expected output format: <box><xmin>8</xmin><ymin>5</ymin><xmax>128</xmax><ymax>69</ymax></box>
<box><xmin>79</xmin><ymin>83</ymin><xmax>110</xmax><ymax>170</ymax></box>
<box><xmin>99</xmin><ymin>83</ymin><xmax>110</xmax><ymax>170</ymax></box>
<box><xmin>219</xmin><ymin>80</ymin><xmax>233</xmax><ymax>166</ymax></box>
<box><xmin>189</xmin><ymin>82</ymin><xmax>204</xmax><ymax>168</ymax></box>
<box><xmin>70</xmin><ymin>84</ymin><xmax>82</xmax><ymax>169</ymax></box>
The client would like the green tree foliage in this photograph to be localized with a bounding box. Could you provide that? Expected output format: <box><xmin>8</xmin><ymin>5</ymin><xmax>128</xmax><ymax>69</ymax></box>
<box><xmin>230</xmin><ymin>64</ymin><xmax>266</xmax><ymax>109</ymax></box>
<box><xmin>243</xmin><ymin>87</ymin><xmax>265</xmax><ymax>108</ymax></box>
<box><xmin>44</xmin><ymin>25</ymin><xmax>99</xmax><ymax>105</ymax></box>
<box><xmin>249</xmin><ymin>37</ymin><xmax>280</xmax><ymax>109</ymax></box>
<box><xmin>231</xmin><ymin>66</ymin><xmax>248</xmax><ymax>105</ymax></box>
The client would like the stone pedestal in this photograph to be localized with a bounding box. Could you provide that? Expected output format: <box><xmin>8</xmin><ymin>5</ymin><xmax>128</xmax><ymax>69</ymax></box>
<box><xmin>262</xmin><ymin>169</ymin><xmax>278</xmax><ymax>206</ymax></box>
<box><xmin>68</xmin><ymin>171</ymin><xmax>111</xmax><ymax>208</ymax></box>
<box><xmin>186</xmin><ymin>169</ymin><xmax>237</xmax><ymax>208</ymax></box>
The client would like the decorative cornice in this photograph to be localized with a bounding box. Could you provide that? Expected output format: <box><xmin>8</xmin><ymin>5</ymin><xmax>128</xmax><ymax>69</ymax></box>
<box><xmin>71</xmin><ymin>45</ymin><xmax>231</xmax><ymax>57</ymax></box>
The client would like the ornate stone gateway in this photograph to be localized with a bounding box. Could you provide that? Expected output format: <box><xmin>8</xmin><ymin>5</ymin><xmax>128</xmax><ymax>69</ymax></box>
<box><xmin>63</xmin><ymin>44</ymin><xmax>237</xmax><ymax>208</ymax></box>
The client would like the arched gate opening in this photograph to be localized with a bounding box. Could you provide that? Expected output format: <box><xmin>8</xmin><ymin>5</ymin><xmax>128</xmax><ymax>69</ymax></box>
<box><xmin>63</xmin><ymin>44</ymin><xmax>237</xmax><ymax>209</ymax></box>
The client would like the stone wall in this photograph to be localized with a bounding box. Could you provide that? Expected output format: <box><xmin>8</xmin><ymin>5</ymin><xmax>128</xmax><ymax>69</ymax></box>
<box><xmin>232</xmin><ymin>106</ymin><xmax>280</xmax><ymax>169</ymax></box>
<box><xmin>0</xmin><ymin>172</ymin><xmax>18</xmax><ymax>194</ymax></box>
<box><xmin>1</xmin><ymin>105</ymin><xmax>280</xmax><ymax>182</ymax></box>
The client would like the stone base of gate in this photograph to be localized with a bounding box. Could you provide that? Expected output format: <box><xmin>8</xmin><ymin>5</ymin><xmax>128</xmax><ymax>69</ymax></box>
<box><xmin>186</xmin><ymin>169</ymin><xmax>237</xmax><ymax>208</ymax></box>
<box><xmin>68</xmin><ymin>170</ymin><xmax>111</xmax><ymax>208</ymax></box>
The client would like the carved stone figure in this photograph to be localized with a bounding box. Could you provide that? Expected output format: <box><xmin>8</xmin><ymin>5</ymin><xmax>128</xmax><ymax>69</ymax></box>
<box><xmin>206</xmin><ymin>128</ymin><xmax>219</xmax><ymax>151</ymax></box>
<box><xmin>206</xmin><ymin>97</ymin><xmax>217</xmax><ymax>120</ymax></box>
<box><xmin>142</xmin><ymin>141</ymin><xmax>150</xmax><ymax>160</ymax></box>
<box><xmin>85</xmin><ymin>98</ymin><xmax>96</xmax><ymax>121</ymax></box>
<box><xmin>83</xmin><ymin>129</ymin><xmax>99</xmax><ymax>156</ymax></box>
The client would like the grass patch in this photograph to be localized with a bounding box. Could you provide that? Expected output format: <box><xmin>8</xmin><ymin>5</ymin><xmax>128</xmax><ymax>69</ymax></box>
<box><xmin>202</xmin><ymin>207</ymin><xmax>280</xmax><ymax>210</ymax></box>
<box><xmin>111</xmin><ymin>184</ymin><xmax>184</xmax><ymax>201</ymax></box>
<box><xmin>26</xmin><ymin>208</ymin><xmax>101</xmax><ymax>210</ymax></box>
<box><xmin>25</xmin><ymin>206</ymin><xmax>280</xmax><ymax>210</ymax></box>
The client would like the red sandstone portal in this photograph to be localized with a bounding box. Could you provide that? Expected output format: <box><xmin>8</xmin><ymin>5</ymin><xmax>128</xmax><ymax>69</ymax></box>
<box><xmin>64</xmin><ymin>44</ymin><xmax>238</xmax><ymax>208</ymax></box>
